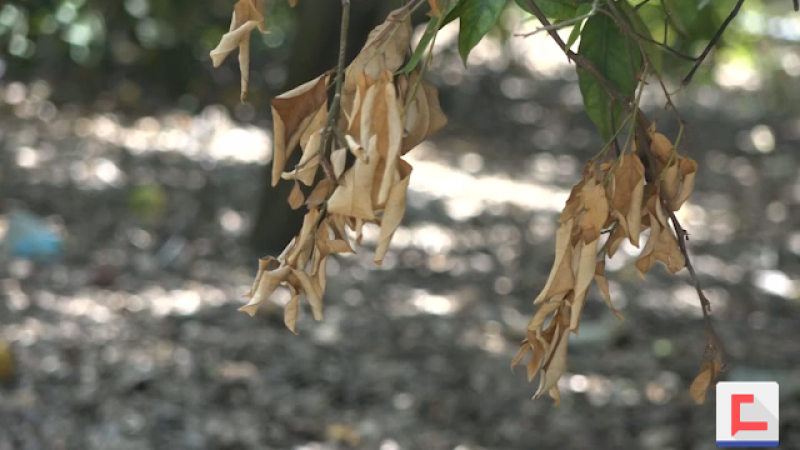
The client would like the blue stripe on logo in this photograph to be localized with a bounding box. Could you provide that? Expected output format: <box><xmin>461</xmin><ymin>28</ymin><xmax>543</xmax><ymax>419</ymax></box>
<box><xmin>717</xmin><ymin>441</ymin><xmax>779</xmax><ymax>447</ymax></box>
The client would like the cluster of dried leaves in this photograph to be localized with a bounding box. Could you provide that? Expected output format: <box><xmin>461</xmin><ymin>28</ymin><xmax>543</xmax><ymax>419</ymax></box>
<box><xmin>231</xmin><ymin>7</ymin><xmax>446</xmax><ymax>333</ymax></box>
<box><xmin>511</xmin><ymin>125</ymin><xmax>702</xmax><ymax>405</ymax></box>
<box><xmin>211</xmin><ymin>0</ymin><xmax>722</xmax><ymax>407</ymax></box>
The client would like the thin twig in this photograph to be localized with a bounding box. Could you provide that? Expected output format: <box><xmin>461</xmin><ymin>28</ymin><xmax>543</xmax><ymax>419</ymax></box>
<box><xmin>516</xmin><ymin>0</ymin><xmax>599</xmax><ymax>38</ymax></box>
<box><xmin>681</xmin><ymin>0</ymin><xmax>745</xmax><ymax>87</ymax></box>
<box><xmin>318</xmin><ymin>0</ymin><xmax>351</xmax><ymax>184</ymax></box>
<box><xmin>629</xmin><ymin>29</ymin><xmax>698</xmax><ymax>62</ymax></box>
<box><xmin>524</xmin><ymin>0</ymin><xmax>632</xmax><ymax>109</ymax></box>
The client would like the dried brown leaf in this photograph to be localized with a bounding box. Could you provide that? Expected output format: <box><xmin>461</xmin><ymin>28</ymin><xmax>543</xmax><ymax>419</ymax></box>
<box><xmin>610</xmin><ymin>155</ymin><xmax>645</xmax><ymax>246</ymax></box>
<box><xmin>534</xmin><ymin>219</ymin><xmax>575</xmax><ymax>305</ymax></box>
<box><xmin>374</xmin><ymin>160</ymin><xmax>412</xmax><ymax>265</ymax></box>
<box><xmin>284</xmin><ymin>294</ymin><xmax>300</xmax><ymax>334</ymax></box>
<box><xmin>306</xmin><ymin>179</ymin><xmax>334</xmax><ymax>207</ymax></box>
<box><xmin>209</xmin><ymin>0</ymin><xmax>268</xmax><ymax>101</ymax></box>
<box><xmin>511</xmin><ymin>341</ymin><xmax>531</xmax><ymax>370</ymax></box>
<box><xmin>662</xmin><ymin>162</ymin><xmax>681</xmax><ymax>205</ymax></box>
<box><xmin>593</xmin><ymin>261</ymin><xmax>624</xmax><ymax>321</ymax></box>
<box><xmin>239</xmin><ymin>264</ymin><xmax>290</xmax><ymax>316</ymax></box>
<box><xmin>342</xmin><ymin>7</ymin><xmax>412</xmax><ymax>112</ymax></box>
<box><xmin>671</xmin><ymin>158</ymin><xmax>698</xmax><ymax>211</ymax></box>
<box><xmin>581</xmin><ymin>179</ymin><xmax>609</xmax><ymax>243</ymax></box>
<box><xmin>331</xmin><ymin>148</ymin><xmax>348</xmax><ymax>180</ymax></box>
<box><xmin>570</xmin><ymin>238</ymin><xmax>598</xmax><ymax>332</ymax></box>
<box><xmin>327</xmin><ymin>144</ymin><xmax>380</xmax><ymax>220</ymax></box>
<box><xmin>535</xmin><ymin>327</ymin><xmax>570</xmax><ymax>399</ymax></box>
<box><xmin>271</xmin><ymin>74</ymin><xmax>330</xmax><ymax>186</ymax></box>
<box><xmin>689</xmin><ymin>359</ymin><xmax>720</xmax><ymax>405</ymax></box>
<box><xmin>291</xmin><ymin>268</ymin><xmax>324</xmax><ymax>320</ymax></box>
<box><xmin>288</xmin><ymin>181</ymin><xmax>304</xmax><ymax>210</ymax></box>
<box><xmin>400</xmin><ymin>71</ymin><xmax>448</xmax><ymax>154</ymax></box>
<box><xmin>287</xmin><ymin>207</ymin><xmax>320</xmax><ymax>267</ymax></box>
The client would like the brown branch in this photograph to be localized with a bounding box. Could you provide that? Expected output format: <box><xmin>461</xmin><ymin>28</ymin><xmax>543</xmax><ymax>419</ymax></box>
<box><xmin>523</xmin><ymin>0</ymin><xmax>634</xmax><ymax>112</ymax></box>
<box><xmin>680</xmin><ymin>0</ymin><xmax>745</xmax><ymax>87</ymax></box>
<box><xmin>318</xmin><ymin>0</ymin><xmax>351</xmax><ymax>184</ymax></box>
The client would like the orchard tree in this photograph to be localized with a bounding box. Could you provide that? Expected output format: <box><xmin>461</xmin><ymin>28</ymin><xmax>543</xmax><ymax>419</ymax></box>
<box><xmin>209</xmin><ymin>0</ymin><xmax>778</xmax><ymax>405</ymax></box>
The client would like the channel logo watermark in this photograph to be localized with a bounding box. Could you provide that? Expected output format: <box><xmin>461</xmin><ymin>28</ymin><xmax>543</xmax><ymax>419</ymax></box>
<box><xmin>716</xmin><ymin>381</ymin><xmax>779</xmax><ymax>447</ymax></box>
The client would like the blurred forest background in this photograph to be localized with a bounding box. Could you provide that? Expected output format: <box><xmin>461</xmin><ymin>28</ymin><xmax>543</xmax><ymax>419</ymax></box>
<box><xmin>1</xmin><ymin>0</ymin><xmax>800</xmax><ymax>449</ymax></box>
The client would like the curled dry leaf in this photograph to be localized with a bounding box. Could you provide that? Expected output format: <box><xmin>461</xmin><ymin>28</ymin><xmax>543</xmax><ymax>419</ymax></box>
<box><xmin>671</xmin><ymin>158</ymin><xmax>698</xmax><ymax>210</ymax></box>
<box><xmin>593</xmin><ymin>261</ymin><xmax>624</xmax><ymax>321</ymax></box>
<box><xmin>398</xmin><ymin>70</ymin><xmax>449</xmax><ymax>154</ymax></box>
<box><xmin>327</xmin><ymin>144</ymin><xmax>381</xmax><ymax>220</ymax></box>
<box><xmin>242</xmin><ymin>5</ymin><xmax>448</xmax><ymax>334</ymax></box>
<box><xmin>609</xmin><ymin>154</ymin><xmax>645</xmax><ymax>246</ymax></box>
<box><xmin>239</xmin><ymin>264</ymin><xmax>291</xmax><ymax>316</ymax></box>
<box><xmin>342</xmin><ymin>6</ymin><xmax>412</xmax><ymax>114</ymax></box>
<box><xmin>690</xmin><ymin>359</ymin><xmax>721</xmax><ymax>404</ymax></box>
<box><xmin>306</xmin><ymin>179</ymin><xmax>334</xmax><ymax>207</ymax></box>
<box><xmin>580</xmin><ymin>178</ymin><xmax>609</xmax><ymax>243</ymax></box>
<box><xmin>284</xmin><ymin>293</ymin><xmax>300</xmax><ymax>334</ymax></box>
<box><xmin>375</xmin><ymin>160</ymin><xmax>412</xmax><ymax>265</ymax></box>
<box><xmin>271</xmin><ymin>74</ymin><xmax>331</xmax><ymax>186</ymax></box>
<box><xmin>360</xmin><ymin>71</ymin><xmax>404</xmax><ymax>206</ymax></box>
<box><xmin>209</xmin><ymin>0</ymin><xmax>268</xmax><ymax>101</ymax></box>
<box><xmin>288</xmin><ymin>181</ymin><xmax>305</xmax><ymax>210</ymax></box>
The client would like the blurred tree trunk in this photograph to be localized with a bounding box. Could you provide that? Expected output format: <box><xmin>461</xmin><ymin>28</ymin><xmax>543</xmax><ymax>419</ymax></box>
<box><xmin>250</xmin><ymin>1</ymin><xmax>397</xmax><ymax>256</ymax></box>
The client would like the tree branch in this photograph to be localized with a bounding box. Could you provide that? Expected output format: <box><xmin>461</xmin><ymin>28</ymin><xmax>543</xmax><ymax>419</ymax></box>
<box><xmin>680</xmin><ymin>0</ymin><xmax>745</xmax><ymax>87</ymax></box>
<box><xmin>318</xmin><ymin>0</ymin><xmax>351</xmax><ymax>184</ymax></box>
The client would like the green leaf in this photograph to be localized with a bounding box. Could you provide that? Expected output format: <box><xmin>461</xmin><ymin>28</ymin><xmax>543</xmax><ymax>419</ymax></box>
<box><xmin>401</xmin><ymin>0</ymin><xmax>464</xmax><ymax>75</ymax></box>
<box><xmin>618</xmin><ymin>0</ymin><xmax>662</xmax><ymax>74</ymax></box>
<box><xmin>565</xmin><ymin>17</ymin><xmax>584</xmax><ymax>50</ymax></box>
<box><xmin>515</xmin><ymin>0</ymin><xmax>590</xmax><ymax>21</ymax></box>
<box><xmin>457</xmin><ymin>0</ymin><xmax>508</xmax><ymax>65</ymax></box>
<box><xmin>401</xmin><ymin>19</ymin><xmax>439</xmax><ymax>74</ymax></box>
<box><xmin>662</xmin><ymin>0</ymin><xmax>718</xmax><ymax>40</ymax></box>
<box><xmin>577</xmin><ymin>7</ymin><xmax>642</xmax><ymax>141</ymax></box>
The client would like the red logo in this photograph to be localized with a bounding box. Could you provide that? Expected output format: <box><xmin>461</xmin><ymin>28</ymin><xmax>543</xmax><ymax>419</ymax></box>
<box><xmin>731</xmin><ymin>394</ymin><xmax>769</xmax><ymax>436</ymax></box>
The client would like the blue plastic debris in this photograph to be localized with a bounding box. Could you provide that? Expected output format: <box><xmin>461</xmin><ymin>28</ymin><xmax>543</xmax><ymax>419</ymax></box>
<box><xmin>3</xmin><ymin>208</ymin><xmax>63</xmax><ymax>260</ymax></box>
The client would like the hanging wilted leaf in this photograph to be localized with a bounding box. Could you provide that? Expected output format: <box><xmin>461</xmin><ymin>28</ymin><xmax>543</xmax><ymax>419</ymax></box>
<box><xmin>534</xmin><ymin>327</ymin><xmax>570</xmax><ymax>401</ymax></box>
<box><xmin>400</xmin><ymin>71</ymin><xmax>449</xmax><ymax>154</ymax></box>
<box><xmin>328</xmin><ymin>144</ymin><xmax>381</xmax><ymax>220</ymax></box>
<box><xmin>609</xmin><ymin>154</ymin><xmax>646</xmax><ymax>246</ymax></box>
<box><xmin>570</xmin><ymin>238</ymin><xmax>598</xmax><ymax>332</ymax></box>
<box><xmin>670</xmin><ymin>157</ymin><xmax>698</xmax><ymax>211</ymax></box>
<box><xmin>360</xmin><ymin>71</ymin><xmax>404</xmax><ymax>206</ymax></box>
<box><xmin>271</xmin><ymin>74</ymin><xmax>331</xmax><ymax>186</ymax></box>
<box><xmin>533</xmin><ymin>219</ymin><xmax>574</xmax><ymax>305</ymax></box>
<box><xmin>690</xmin><ymin>359</ymin><xmax>720</xmax><ymax>405</ymax></box>
<box><xmin>284</xmin><ymin>293</ymin><xmax>300</xmax><ymax>334</ymax></box>
<box><xmin>239</xmin><ymin>264</ymin><xmax>291</xmax><ymax>316</ymax></box>
<box><xmin>594</xmin><ymin>261</ymin><xmax>624</xmax><ymax>320</ymax></box>
<box><xmin>306</xmin><ymin>179</ymin><xmax>335</xmax><ymax>207</ymax></box>
<box><xmin>375</xmin><ymin>161</ymin><xmax>412</xmax><ymax>264</ymax></box>
<box><xmin>343</xmin><ymin>7</ymin><xmax>412</xmax><ymax>113</ymax></box>
<box><xmin>209</xmin><ymin>0</ymin><xmax>268</xmax><ymax>101</ymax></box>
<box><xmin>580</xmin><ymin>178</ymin><xmax>609</xmax><ymax>243</ymax></box>
<box><xmin>288</xmin><ymin>181</ymin><xmax>305</xmax><ymax>210</ymax></box>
